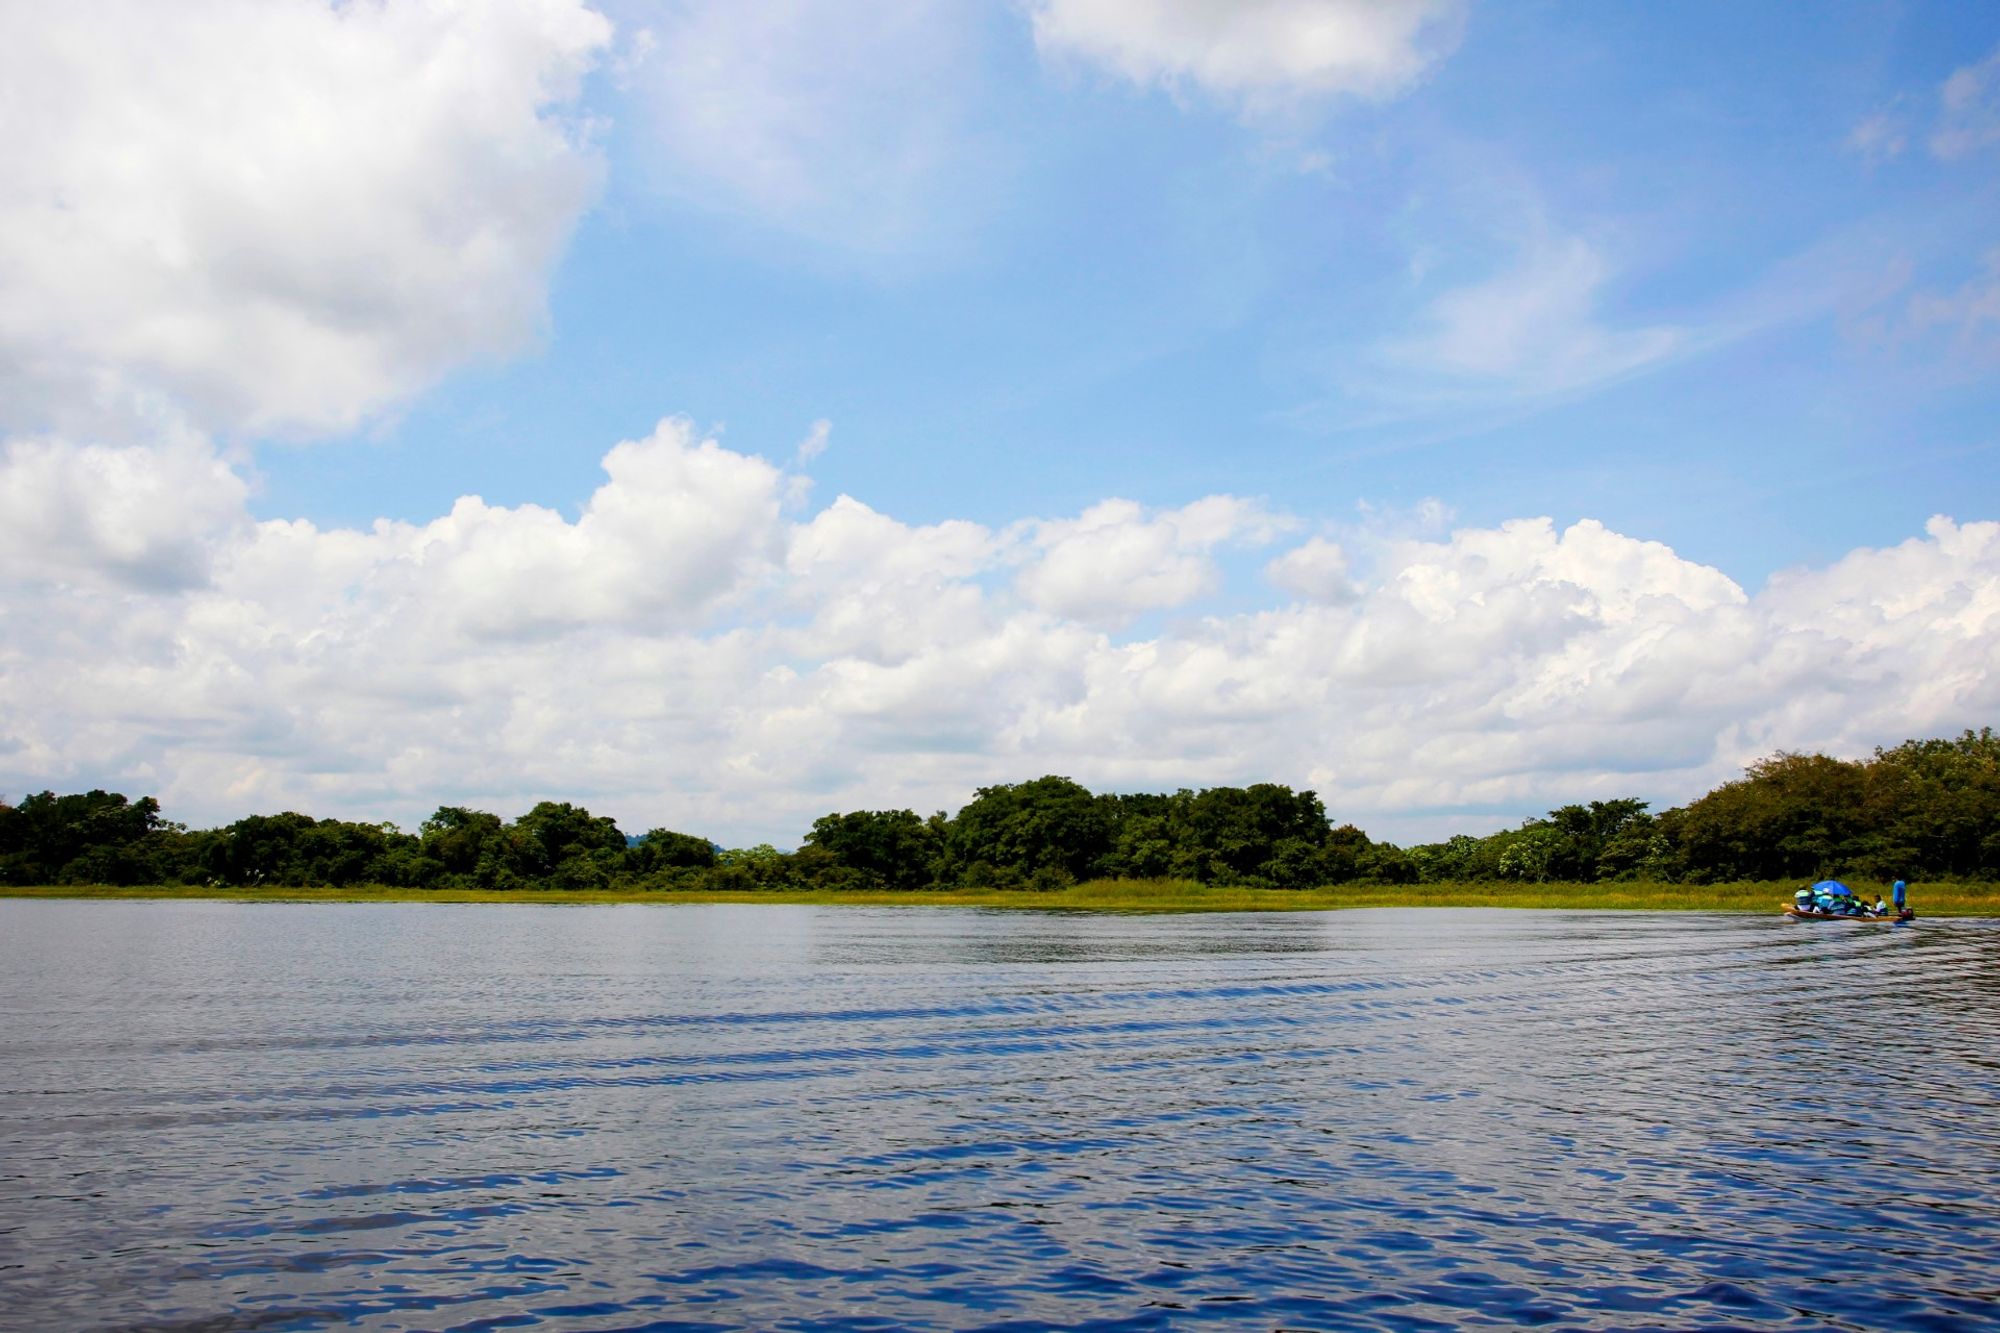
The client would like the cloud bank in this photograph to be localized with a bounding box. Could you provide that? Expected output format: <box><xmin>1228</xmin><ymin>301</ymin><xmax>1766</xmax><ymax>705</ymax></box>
<box><xmin>0</xmin><ymin>0</ymin><xmax>609</xmax><ymax>436</ymax></box>
<box><xmin>4</xmin><ymin>422</ymin><xmax>1993</xmax><ymax>846</ymax></box>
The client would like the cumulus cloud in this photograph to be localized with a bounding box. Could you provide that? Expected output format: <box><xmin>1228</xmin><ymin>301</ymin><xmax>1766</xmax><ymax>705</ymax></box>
<box><xmin>1028</xmin><ymin>0</ymin><xmax>1464</xmax><ymax>106</ymax></box>
<box><xmin>4</xmin><ymin>422</ymin><xmax>1996</xmax><ymax>846</ymax></box>
<box><xmin>0</xmin><ymin>0</ymin><xmax>609</xmax><ymax>436</ymax></box>
<box><xmin>261</xmin><ymin>417</ymin><xmax>788</xmax><ymax>642</ymax></box>
<box><xmin>0</xmin><ymin>424</ymin><xmax>250</xmax><ymax>592</ymax></box>
<box><xmin>1015</xmin><ymin>495</ymin><xmax>1292</xmax><ymax>627</ymax></box>
<box><xmin>1264</xmin><ymin>536</ymin><xmax>1357</xmax><ymax>603</ymax></box>
<box><xmin>784</xmin><ymin>496</ymin><xmax>998</xmax><ymax>662</ymax></box>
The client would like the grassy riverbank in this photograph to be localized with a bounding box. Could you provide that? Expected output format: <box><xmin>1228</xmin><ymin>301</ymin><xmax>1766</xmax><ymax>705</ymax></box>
<box><xmin>6</xmin><ymin>879</ymin><xmax>1998</xmax><ymax>914</ymax></box>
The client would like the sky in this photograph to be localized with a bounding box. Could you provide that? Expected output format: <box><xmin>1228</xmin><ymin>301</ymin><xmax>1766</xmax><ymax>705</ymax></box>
<box><xmin>2</xmin><ymin>0</ymin><xmax>1998</xmax><ymax>847</ymax></box>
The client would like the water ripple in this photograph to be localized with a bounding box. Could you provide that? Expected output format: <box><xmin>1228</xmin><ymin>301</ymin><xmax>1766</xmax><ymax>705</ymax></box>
<box><xmin>1</xmin><ymin>903</ymin><xmax>1997</xmax><ymax>1331</ymax></box>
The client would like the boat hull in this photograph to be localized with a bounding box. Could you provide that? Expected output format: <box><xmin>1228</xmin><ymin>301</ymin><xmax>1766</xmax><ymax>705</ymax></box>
<box><xmin>1781</xmin><ymin>906</ymin><xmax>1915</xmax><ymax>923</ymax></box>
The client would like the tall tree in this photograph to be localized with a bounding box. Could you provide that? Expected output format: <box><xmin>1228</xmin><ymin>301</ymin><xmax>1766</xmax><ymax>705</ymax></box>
<box><xmin>806</xmin><ymin>809</ymin><xmax>939</xmax><ymax>889</ymax></box>
<box><xmin>946</xmin><ymin>776</ymin><xmax>1114</xmax><ymax>881</ymax></box>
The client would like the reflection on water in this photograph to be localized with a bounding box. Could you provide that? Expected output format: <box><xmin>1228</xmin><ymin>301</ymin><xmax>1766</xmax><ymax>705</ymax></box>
<box><xmin>1</xmin><ymin>902</ymin><xmax>1996</xmax><ymax>1331</ymax></box>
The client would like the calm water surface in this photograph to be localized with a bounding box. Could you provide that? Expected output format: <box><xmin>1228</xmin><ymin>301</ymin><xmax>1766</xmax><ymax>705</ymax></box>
<box><xmin>1</xmin><ymin>903</ymin><xmax>1997</xmax><ymax>1332</ymax></box>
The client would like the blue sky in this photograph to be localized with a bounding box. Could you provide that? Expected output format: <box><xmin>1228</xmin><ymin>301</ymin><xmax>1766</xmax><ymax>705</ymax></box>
<box><xmin>3</xmin><ymin>1</ymin><xmax>1998</xmax><ymax>844</ymax></box>
<box><xmin>264</xmin><ymin>1</ymin><xmax>2000</xmax><ymax>584</ymax></box>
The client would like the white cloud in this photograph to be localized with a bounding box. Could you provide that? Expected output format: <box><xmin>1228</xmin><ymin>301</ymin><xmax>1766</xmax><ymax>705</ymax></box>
<box><xmin>0</xmin><ymin>0</ymin><xmax>609</xmax><ymax>436</ymax></box>
<box><xmin>4</xmin><ymin>423</ymin><xmax>1996</xmax><ymax>845</ymax></box>
<box><xmin>1015</xmin><ymin>495</ymin><xmax>1291</xmax><ymax>627</ymax></box>
<box><xmin>263</xmin><ymin>416</ymin><xmax>789</xmax><ymax>642</ymax></box>
<box><xmin>617</xmin><ymin>0</ymin><xmax>986</xmax><ymax>251</ymax></box>
<box><xmin>0</xmin><ymin>423</ymin><xmax>249</xmax><ymax>592</ymax></box>
<box><xmin>1849</xmin><ymin>249</ymin><xmax>2000</xmax><ymax>375</ymax></box>
<box><xmin>1904</xmin><ymin>249</ymin><xmax>2000</xmax><ymax>364</ymax></box>
<box><xmin>1932</xmin><ymin>44</ymin><xmax>2000</xmax><ymax>160</ymax></box>
<box><xmin>1028</xmin><ymin>0</ymin><xmax>1464</xmax><ymax>106</ymax></box>
<box><xmin>1846</xmin><ymin>106</ymin><xmax>1908</xmax><ymax>164</ymax></box>
<box><xmin>795</xmin><ymin>419</ymin><xmax>833</xmax><ymax>465</ymax></box>
<box><xmin>1264</xmin><ymin>536</ymin><xmax>1356</xmax><ymax>603</ymax></box>
<box><xmin>1388</xmin><ymin>235</ymin><xmax>1680</xmax><ymax>393</ymax></box>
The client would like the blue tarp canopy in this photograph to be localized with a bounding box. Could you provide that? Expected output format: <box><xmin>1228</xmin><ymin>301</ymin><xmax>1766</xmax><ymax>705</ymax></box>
<box><xmin>1811</xmin><ymin>880</ymin><xmax>1854</xmax><ymax>896</ymax></box>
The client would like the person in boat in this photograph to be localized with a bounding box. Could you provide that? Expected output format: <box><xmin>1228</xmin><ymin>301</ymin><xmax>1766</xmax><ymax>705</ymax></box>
<box><xmin>1872</xmin><ymin>895</ymin><xmax>1888</xmax><ymax>917</ymax></box>
<box><xmin>1892</xmin><ymin>879</ymin><xmax>1908</xmax><ymax>914</ymax></box>
<box><xmin>1794</xmin><ymin>887</ymin><xmax>1814</xmax><ymax>913</ymax></box>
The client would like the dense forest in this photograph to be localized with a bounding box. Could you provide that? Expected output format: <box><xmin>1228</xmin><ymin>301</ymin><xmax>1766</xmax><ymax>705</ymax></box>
<box><xmin>3</xmin><ymin>730</ymin><xmax>1995</xmax><ymax>892</ymax></box>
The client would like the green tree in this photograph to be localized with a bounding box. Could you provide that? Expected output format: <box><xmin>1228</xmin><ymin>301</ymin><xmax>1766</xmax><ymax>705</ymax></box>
<box><xmin>513</xmin><ymin>801</ymin><xmax>626</xmax><ymax>879</ymax></box>
<box><xmin>1676</xmin><ymin>752</ymin><xmax>1869</xmax><ymax>882</ymax></box>
<box><xmin>0</xmin><ymin>789</ymin><xmax>165</xmax><ymax>884</ymax></box>
<box><xmin>205</xmin><ymin>812</ymin><xmax>316</xmax><ymax>885</ymax></box>
<box><xmin>420</xmin><ymin>807</ymin><xmax>511</xmax><ymax>886</ymax></box>
<box><xmin>1355</xmin><ymin>842</ymin><xmax>1419</xmax><ymax>884</ymax></box>
<box><xmin>805</xmin><ymin>809</ymin><xmax>939</xmax><ymax>889</ymax></box>
<box><xmin>1320</xmin><ymin>823</ymin><xmax>1375</xmax><ymax>884</ymax></box>
<box><xmin>1496</xmin><ymin>825</ymin><xmax>1563</xmax><ymax>882</ymax></box>
<box><xmin>1541</xmin><ymin>799</ymin><xmax>1652</xmax><ymax>881</ymax></box>
<box><xmin>1098</xmin><ymin>792</ymin><xmax>1198</xmax><ymax>880</ymax></box>
<box><xmin>705</xmin><ymin>843</ymin><xmax>794</xmax><ymax>891</ymax></box>
<box><xmin>1184</xmin><ymin>784</ymin><xmax>1332</xmax><ymax>885</ymax></box>
<box><xmin>946</xmin><ymin>776</ymin><xmax>1114</xmax><ymax>881</ymax></box>
<box><xmin>627</xmin><ymin>828</ymin><xmax>717</xmax><ymax>876</ymax></box>
<box><xmin>1865</xmin><ymin>729</ymin><xmax>2000</xmax><ymax>878</ymax></box>
<box><xmin>1407</xmin><ymin>834</ymin><xmax>1482</xmax><ymax>883</ymax></box>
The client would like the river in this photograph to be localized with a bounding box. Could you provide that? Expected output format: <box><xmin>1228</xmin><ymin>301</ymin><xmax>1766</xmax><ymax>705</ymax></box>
<box><xmin>1</xmin><ymin>901</ymin><xmax>1995</xmax><ymax>1331</ymax></box>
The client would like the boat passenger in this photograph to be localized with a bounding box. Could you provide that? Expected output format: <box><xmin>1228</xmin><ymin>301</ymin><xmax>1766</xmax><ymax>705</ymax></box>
<box><xmin>1893</xmin><ymin>879</ymin><xmax>1908</xmax><ymax>913</ymax></box>
<box><xmin>1872</xmin><ymin>896</ymin><xmax>1888</xmax><ymax>917</ymax></box>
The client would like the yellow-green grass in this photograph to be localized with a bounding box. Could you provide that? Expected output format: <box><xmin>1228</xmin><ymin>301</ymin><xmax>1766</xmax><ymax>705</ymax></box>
<box><xmin>5</xmin><ymin>879</ymin><xmax>1997</xmax><ymax>915</ymax></box>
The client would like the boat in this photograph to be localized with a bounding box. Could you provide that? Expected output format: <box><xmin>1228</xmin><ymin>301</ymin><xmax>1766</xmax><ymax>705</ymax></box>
<box><xmin>1780</xmin><ymin>878</ymin><xmax>1914</xmax><ymax>922</ymax></box>
<box><xmin>1782</xmin><ymin>904</ymin><xmax>1915</xmax><ymax>922</ymax></box>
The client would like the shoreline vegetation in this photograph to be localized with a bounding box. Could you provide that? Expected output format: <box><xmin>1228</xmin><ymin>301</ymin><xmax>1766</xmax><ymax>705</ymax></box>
<box><xmin>6</xmin><ymin>730</ymin><xmax>1997</xmax><ymax>907</ymax></box>
<box><xmin>6</xmin><ymin>880</ymin><xmax>1999</xmax><ymax>916</ymax></box>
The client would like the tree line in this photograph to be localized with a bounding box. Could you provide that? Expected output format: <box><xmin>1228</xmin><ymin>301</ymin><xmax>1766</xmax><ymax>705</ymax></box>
<box><xmin>3</xmin><ymin>729</ymin><xmax>1994</xmax><ymax>891</ymax></box>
